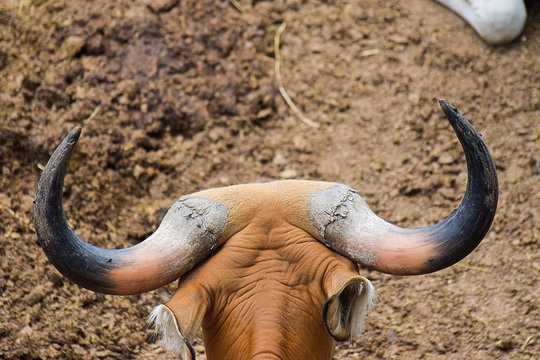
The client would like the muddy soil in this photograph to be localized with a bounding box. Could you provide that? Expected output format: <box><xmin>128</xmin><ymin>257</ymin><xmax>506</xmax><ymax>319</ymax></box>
<box><xmin>0</xmin><ymin>0</ymin><xmax>538</xmax><ymax>359</ymax></box>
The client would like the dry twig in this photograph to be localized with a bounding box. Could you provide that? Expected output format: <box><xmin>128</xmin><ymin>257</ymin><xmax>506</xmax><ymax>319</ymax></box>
<box><xmin>228</xmin><ymin>0</ymin><xmax>247</xmax><ymax>15</ymax></box>
<box><xmin>521</xmin><ymin>335</ymin><xmax>534</xmax><ymax>351</ymax></box>
<box><xmin>455</xmin><ymin>263</ymin><xmax>489</xmax><ymax>272</ymax></box>
<box><xmin>84</xmin><ymin>106</ymin><xmax>101</xmax><ymax>125</ymax></box>
<box><xmin>274</xmin><ymin>22</ymin><xmax>319</xmax><ymax>128</ymax></box>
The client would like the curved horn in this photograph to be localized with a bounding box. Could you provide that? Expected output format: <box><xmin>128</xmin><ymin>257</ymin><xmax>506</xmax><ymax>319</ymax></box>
<box><xmin>310</xmin><ymin>100</ymin><xmax>498</xmax><ymax>275</ymax></box>
<box><xmin>34</xmin><ymin>127</ymin><xmax>227</xmax><ymax>295</ymax></box>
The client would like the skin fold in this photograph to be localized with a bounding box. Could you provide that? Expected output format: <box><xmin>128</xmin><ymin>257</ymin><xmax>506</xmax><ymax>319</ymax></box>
<box><xmin>180</xmin><ymin>215</ymin><xmax>357</xmax><ymax>359</ymax></box>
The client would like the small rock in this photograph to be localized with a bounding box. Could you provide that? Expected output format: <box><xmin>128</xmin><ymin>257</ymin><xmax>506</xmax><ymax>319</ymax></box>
<box><xmin>85</xmin><ymin>33</ymin><xmax>105</xmax><ymax>55</ymax></box>
<box><xmin>389</xmin><ymin>34</ymin><xmax>409</xmax><ymax>45</ymax></box>
<box><xmin>133</xmin><ymin>164</ymin><xmax>145</xmax><ymax>180</ymax></box>
<box><xmin>439</xmin><ymin>152</ymin><xmax>454</xmax><ymax>165</ymax></box>
<box><xmin>116</xmin><ymin>80</ymin><xmax>139</xmax><ymax>99</ymax></box>
<box><xmin>272</xmin><ymin>152</ymin><xmax>287</xmax><ymax>166</ymax></box>
<box><xmin>19</xmin><ymin>326</ymin><xmax>33</xmax><ymax>337</ymax></box>
<box><xmin>293</xmin><ymin>135</ymin><xmax>312</xmax><ymax>153</ymax></box>
<box><xmin>58</xmin><ymin>36</ymin><xmax>85</xmax><ymax>60</ymax></box>
<box><xmin>280</xmin><ymin>168</ymin><xmax>297</xmax><ymax>179</ymax></box>
<box><xmin>116</xmin><ymin>80</ymin><xmax>140</xmax><ymax>104</ymax></box>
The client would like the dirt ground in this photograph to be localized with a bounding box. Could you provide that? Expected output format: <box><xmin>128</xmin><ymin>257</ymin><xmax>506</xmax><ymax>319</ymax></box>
<box><xmin>0</xmin><ymin>0</ymin><xmax>538</xmax><ymax>359</ymax></box>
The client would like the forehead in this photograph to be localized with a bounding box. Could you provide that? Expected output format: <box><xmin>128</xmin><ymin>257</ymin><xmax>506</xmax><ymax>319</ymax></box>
<box><xmin>187</xmin><ymin>179</ymin><xmax>339</xmax><ymax>243</ymax></box>
<box><xmin>188</xmin><ymin>215</ymin><xmax>357</xmax><ymax>290</ymax></box>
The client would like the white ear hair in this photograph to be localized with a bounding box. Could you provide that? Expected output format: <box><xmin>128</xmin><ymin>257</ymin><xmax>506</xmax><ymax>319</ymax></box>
<box><xmin>148</xmin><ymin>305</ymin><xmax>192</xmax><ymax>359</ymax></box>
<box><xmin>324</xmin><ymin>276</ymin><xmax>378</xmax><ymax>340</ymax></box>
<box><xmin>349</xmin><ymin>278</ymin><xmax>378</xmax><ymax>338</ymax></box>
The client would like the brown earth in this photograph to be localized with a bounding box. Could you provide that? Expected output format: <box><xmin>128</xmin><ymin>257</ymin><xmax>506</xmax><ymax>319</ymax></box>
<box><xmin>0</xmin><ymin>0</ymin><xmax>538</xmax><ymax>359</ymax></box>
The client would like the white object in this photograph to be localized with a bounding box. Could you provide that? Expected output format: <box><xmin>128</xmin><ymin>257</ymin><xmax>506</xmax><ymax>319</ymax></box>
<box><xmin>434</xmin><ymin>0</ymin><xmax>527</xmax><ymax>44</ymax></box>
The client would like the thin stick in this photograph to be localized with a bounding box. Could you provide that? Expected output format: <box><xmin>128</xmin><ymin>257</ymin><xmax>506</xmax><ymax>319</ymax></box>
<box><xmin>274</xmin><ymin>22</ymin><xmax>319</xmax><ymax>128</ymax></box>
<box><xmin>84</xmin><ymin>106</ymin><xmax>101</xmax><ymax>125</ymax></box>
<box><xmin>18</xmin><ymin>0</ymin><xmax>24</xmax><ymax>17</ymax></box>
<box><xmin>228</xmin><ymin>0</ymin><xmax>247</xmax><ymax>15</ymax></box>
<box><xmin>360</xmin><ymin>48</ymin><xmax>380</xmax><ymax>57</ymax></box>
<box><xmin>521</xmin><ymin>335</ymin><xmax>533</xmax><ymax>350</ymax></box>
<box><xmin>455</xmin><ymin>263</ymin><xmax>489</xmax><ymax>272</ymax></box>
<box><xmin>38</xmin><ymin>0</ymin><xmax>56</xmax><ymax>11</ymax></box>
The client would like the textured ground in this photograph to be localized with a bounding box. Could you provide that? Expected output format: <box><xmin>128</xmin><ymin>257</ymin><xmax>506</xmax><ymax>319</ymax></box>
<box><xmin>0</xmin><ymin>0</ymin><xmax>538</xmax><ymax>359</ymax></box>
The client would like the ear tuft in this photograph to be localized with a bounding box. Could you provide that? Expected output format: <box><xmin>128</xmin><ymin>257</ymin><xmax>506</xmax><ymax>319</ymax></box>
<box><xmin>148</xmin><ymin>305</ymin><xmax>195</xmax><ymax>359</ymax></box>
<box><xmin>322</xmin><ymin>276</ymin><xmax>377</xmax><ymax>341</ymax></box>
<box><xmin>348</xmin><ymin>278</ymin><xmax>377</xmax><ymax>338</ymax></box>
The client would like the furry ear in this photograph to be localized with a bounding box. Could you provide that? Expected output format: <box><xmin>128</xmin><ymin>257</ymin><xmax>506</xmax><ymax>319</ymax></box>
<box><xmin>148</xmin><ymin>281</ymin><xmax>208</xmax><ymax>360</ymax></box>
<box><xmin>322</xmin><ymin>274</ymin><xmax>377</xmax><ymax>341</ymax></box>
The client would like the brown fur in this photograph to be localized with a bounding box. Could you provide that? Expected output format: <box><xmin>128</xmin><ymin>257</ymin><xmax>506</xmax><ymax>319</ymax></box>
<box><xmin>162</xmin><ymin>211</ymin><xmax>372</xmax><ymax>359</ymax></box>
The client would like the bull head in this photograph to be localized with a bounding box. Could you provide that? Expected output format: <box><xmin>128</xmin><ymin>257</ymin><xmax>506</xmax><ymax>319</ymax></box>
<box><xmin>34</xmin><ymin>100</ymin><xmax>498</xmax><ymax>359</ymax></box>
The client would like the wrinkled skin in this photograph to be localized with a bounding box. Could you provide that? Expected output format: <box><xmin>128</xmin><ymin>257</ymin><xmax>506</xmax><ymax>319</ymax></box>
<box><xmin>172</xmin><ymin>215</ymin><xmax>360</xmax><ymax>359</ymax></box>
<box><xmin>157</xmin><ymin>185</ymin><xmax>376</xmax><ymax>359</ymax></box>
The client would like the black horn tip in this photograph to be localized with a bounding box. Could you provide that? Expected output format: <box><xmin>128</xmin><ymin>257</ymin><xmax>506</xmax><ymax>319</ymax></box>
<box><xmin>438</xmin><ymin>98</ymin><xmax>453</xmax><ymax>109</ymax></box>
<box><xmin>438</xmin><ymin>99</ymin><xmax>459</xmax><ymax>117</ymax></box>
<box><xmin>437</xmin><ymin>99</ymin><xmax>482</xmax><ymax>143</ymax></box>
<box><xmin>67</xmin><ymin>126</ymin><xmax>83</xmax><ymax>144</ymax></box>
